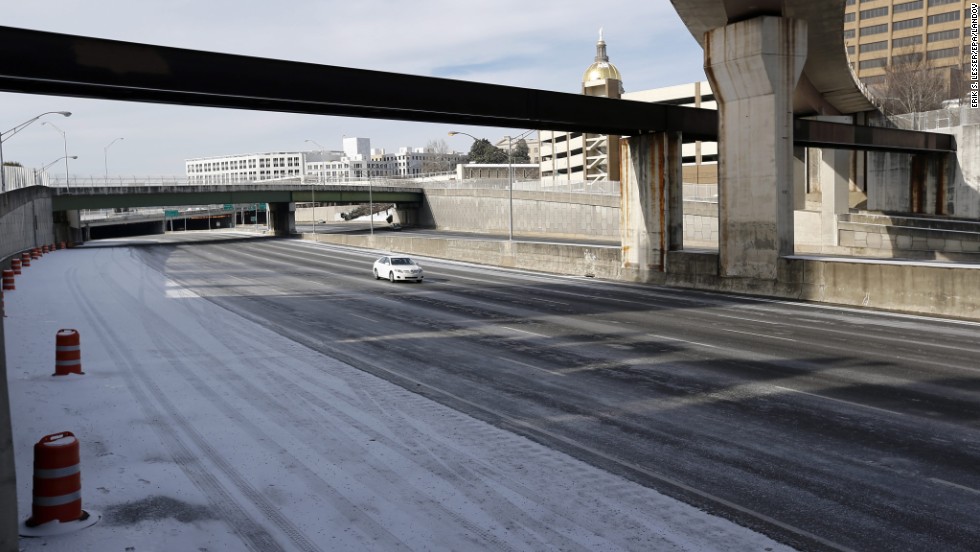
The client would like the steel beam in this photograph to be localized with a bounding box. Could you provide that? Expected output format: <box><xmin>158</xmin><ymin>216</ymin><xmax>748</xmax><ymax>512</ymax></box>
<box><xmin>0</xmin><ymin>26</ymin><xmax>954</xmax><ymax>153</ymax></box>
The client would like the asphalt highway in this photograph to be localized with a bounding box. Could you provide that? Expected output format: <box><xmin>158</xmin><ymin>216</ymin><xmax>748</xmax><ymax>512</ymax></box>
<box><xmin>127</xmin><ymin>232</ymin><xmax>980</xmax><ymax>551</ymax></box>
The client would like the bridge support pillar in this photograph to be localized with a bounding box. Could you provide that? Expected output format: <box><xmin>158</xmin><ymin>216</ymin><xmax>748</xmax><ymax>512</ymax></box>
<box><xmin>705</xmin><ymin>16</ymin><xmax>807</xmax><ymax>279</ymax></box>
<box><xmin>268</xmin><ymin>202</ymin><xmax>295</xmax><ymax>237</ymax></box>
<box><xmin>821</xmin><ymin>148</ymin><xmax>850</xmax><ymax>246</ymax></box>
<box><xmin>620</xmin><ymin>131</ymin><xmax>682</xmax><ymax>281</ymax></box>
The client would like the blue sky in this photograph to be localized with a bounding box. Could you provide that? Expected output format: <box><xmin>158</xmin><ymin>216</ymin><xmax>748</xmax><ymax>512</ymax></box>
<box><xmin>0</xmin><ymin>0</ymin><xmax>706</xmax><ymax>176</ymax></box>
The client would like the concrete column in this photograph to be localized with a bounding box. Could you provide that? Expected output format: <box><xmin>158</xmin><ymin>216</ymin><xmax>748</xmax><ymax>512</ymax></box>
<box><xmin>793</xmin><ymin>146</ymin><xmax>807</xmax><ymax>210</ymax></box>
<box><xmin>268</xmin><ymin>202</ymin><xmax>296</xmax><ymax>237</ymax></box>
<box><xmin>820</xmin><ymin>148</ymin><xmax>849</xmax><ymax>246</ymax></box>
<box><xmin>619</xmin><ymin>132</ymin><xmax>682</xmax><ymax>281</ymax></box>
<box><xmin>705</xmin><ymin>16</ymin><xmax>807</xmax><ymax>279</ymax></box>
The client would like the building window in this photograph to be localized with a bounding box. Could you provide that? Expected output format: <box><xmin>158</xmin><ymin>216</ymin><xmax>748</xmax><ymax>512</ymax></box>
<box><xmin>845</xmin><ymin>0</ymin><xmax>855</xmax><ymax>4</ymax></box>
<box><xmin>928</xmin><ymin>28</ymin><xmax>960</xmax><ymax>42</ymax></box>
<box><xmin>859</xmin><ymin>58</ymin><xmax>888</xmax><ymax>69</ymax></box>
<box><xmin>893</xmin><ymin>52</ymin><xmax>923</xmax><ymax>64</ymax></box>
<box><xmin>844</xmin><ymin>29</ymin><xmax>856</xmax><ymax>39</ymax></box>
<box><xmin>845</xmin><ymin>12</ymin><xmax>856</xmax><ymax>22</ymax></box>
<box><xmin>926</xmin><ymin>46</ymin><xmax>959</xmax><ymax>60</ymax></box>
<box><xmin>893</xmin><ymin>35</ymin><xmax>924</xmax><ymax>48</ymax></box>
<box><xmin>847</xmin><ymin>45</ymin><xmax>856</xmax><ymax>54</ymax></box>
<box><xmin>927</xmin><ymin>11</ymin><xmax>959</xmax><ymax>25</ymax></box>
<box><xmin>860</xmin><ymin>23</ymin><xmax>889</xmax><ymax>36</ymax></box>
<box><xmin>927</xmin><ymin>0</ymin><xmax>957</xmax><ymax>5</ymax></box>
<box><xmin>860</xmin><ymin>40</ymin><xmax>889</xmax><ymax>53</ymax></box>
<box><xmin>894</xmin><ymin>0</ymin><xmax>923</xmax><ymax>12</ymax></box>
<box><xmin>860</xmin><ymin>7</ymin><xmax>889</xmax><ymax>19</ymax></box>
<box><xmin>892</xmin><ymin>18</ymin><xmax>923</xmax><ymax>30</ymax></box>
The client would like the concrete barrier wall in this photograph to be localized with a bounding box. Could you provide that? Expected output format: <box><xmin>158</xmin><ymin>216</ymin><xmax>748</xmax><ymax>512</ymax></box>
<box><xmin>0</xmin><ymin>186</ymin><xmax>55</xmax><ymax>264</ymax></box>
<box><xmin>304</xmin><ymin>233</ymin><xmax>980</xmax><ymax>321</ymax></box>
<box><xmin>420</xmin><ymin>188</ymin><xmax>620</xmax><ymax>240</ymax></box>
<box><xmin>421</xmin><ymin>187</ymin><xmax>723</xmax><ymax>246</ymax></box>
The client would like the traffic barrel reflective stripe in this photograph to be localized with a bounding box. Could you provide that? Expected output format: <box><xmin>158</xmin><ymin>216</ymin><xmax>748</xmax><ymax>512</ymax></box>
<box><xmin>26</xmin><ymin>432</ymin><xmax>85</xmax><ymax>527</ymax></box>
<box><xmin>21</xmin><ymin>252</ymin><xmax>31</xmax><ymax>267</ymax></box>
<box><xmin>11</xmin><ymin>258</ymin><xmax>22</xmax><ymax>274</ymax></box>
<box><xmin>54</xmin><ymin>329</ymin><xmax>84</xmax><ymax>376</ymax></box>
<box><xmin>2</xmin><ymin>269</ymin><xmax>14</xmax><ymax>291</ymax></box>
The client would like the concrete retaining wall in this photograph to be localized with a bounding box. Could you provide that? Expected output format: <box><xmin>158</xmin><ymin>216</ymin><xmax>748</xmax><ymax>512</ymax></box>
<box><xmin>0</xmin><ymin>186</ymin><xmax>56</xmax><ymax>264</ymax></box>
<box><xmin>420</xmin><ymin>187</ymin><xmax>620</xmax><ymax>240</ymax></box>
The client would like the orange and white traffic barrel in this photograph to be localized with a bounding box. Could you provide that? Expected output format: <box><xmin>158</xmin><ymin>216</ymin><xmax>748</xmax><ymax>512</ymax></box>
<box><xmin>21</xmin><ymin>252</ymin><xmax>31</xmax><ymax>267</ymax></box>
<box><xmin>20</xmin><ymin>432</ymin><xmax>100</xmax><ymax>535</ymax></box>
<box><xmin>31</xmin><ymin>248</ymin><xmax>39</xmax><ymax>260</ymax></box>
<box><xmin>54</xmin><ymin>329</ymin><xmax>84</xmax><ymax>376</ymax></box>
<box><xmin>2</xmin><ymin>269</ymin><xmax>14</xmax><ymax>291</ymax></box>
<box><xmin>41</xmin><ymin>245</ymin><xmax>48</xmax><ymax>254</ymax></box>
<box><xmin>11</xmin><ymin>258</ymin><xmax>22</xmax><ymax>274</ymax></box>
<box><xmin>26</xmin><ymin>432</ymin><xmax>83</xmax><ymax>527</ymax></box>
<box><xmin>59</xmin><ymin>241</ymin><xmax>66</xmax><ymax>250</ymax></box>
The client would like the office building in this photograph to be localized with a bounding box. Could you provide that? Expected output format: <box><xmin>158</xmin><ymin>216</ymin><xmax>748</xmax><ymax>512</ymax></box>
<box><xmin>844</xmin><ymin>0</ymin><xmax>970</xmax><ymax>93</ymax></box>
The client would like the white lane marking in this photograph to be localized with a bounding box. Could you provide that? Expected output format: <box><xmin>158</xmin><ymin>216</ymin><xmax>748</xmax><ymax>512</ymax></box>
<box><xmin>529</xmin><ymin>297</ymin><xmax>569</xmax><ymax>306</ymax></box>
<box><xmin>500</xmin><ymin>357</ymin><xmax>566</xmax><ymax>377</ymax></box>
<box><xmin>712</xmin><ymin>313</ymin><xmax>783</xmax><ymax>325</ymax></box>
<box><xmin>772</xmin><ymin>386</ymin><xmax>906</xmax><ymax>417</ymax></box>
<box><xmin>501</xmin><ymin>326</ymin><xmax>547</xmax><ymax>338</ymax></box>
<box><xmin>720</xmin><ymin>328</ymin><xmax>798</xmax><ymax>343</ymax></box>
<box><xmin>349</xmin><ymin>313</ymin><xmax>378</xmax><ymax>323</ymax></box>
<box><xmin>928</xmin><ymin>477</ymin><xmax>980</xmax><ymax>496</ymax></box>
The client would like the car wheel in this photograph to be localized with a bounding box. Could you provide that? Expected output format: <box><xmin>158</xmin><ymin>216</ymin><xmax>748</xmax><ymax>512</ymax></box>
<box><xmin>389</xmin><ymin>272</ymin><xmax>395</xmax><ymax>283</ymax></box>
<box><xmin>373</xmin><ymin>269</ymin><xmax>379</xmax><ymax>280</ymax></box>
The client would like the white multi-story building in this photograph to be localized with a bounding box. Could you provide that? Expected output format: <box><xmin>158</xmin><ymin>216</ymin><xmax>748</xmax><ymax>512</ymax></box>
<box><xmin>186</xmin><ymin>137</ymin><xmax>466</xmax><ymax>184</ymax></box>
<box><xmin>186</xmin><ymin>151</ymin><xmax>312</xmax><ymax>185</ymax></box>
<box><xmin>623</xmin><ymin>81</ymin><xmax>718</xmax><ymax>184</ymax></box>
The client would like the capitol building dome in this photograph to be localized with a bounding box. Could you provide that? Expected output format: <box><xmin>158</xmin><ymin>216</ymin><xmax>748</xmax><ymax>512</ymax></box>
<box><xmin>582</xmin><ymin>29</ymin><xmax>622</xmax><ymax>84</ymax></box>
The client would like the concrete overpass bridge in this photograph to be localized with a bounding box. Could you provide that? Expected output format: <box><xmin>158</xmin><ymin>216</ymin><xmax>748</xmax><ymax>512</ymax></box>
<box><xmin>25</xmin><ymin>181</ymin><xmax>420</xmax><ymax>240</ymax></box>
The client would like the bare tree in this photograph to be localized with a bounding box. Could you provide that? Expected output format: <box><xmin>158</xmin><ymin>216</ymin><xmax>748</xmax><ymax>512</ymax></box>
<box><xmin>418</xmin><ymin>138</ymin><xmax>455</xmax><ymax>174</ymax></box>
<box><xmin>868</xmin><ymin>49</ymin><xmax>955</xmax><ymax>119</ymax></box>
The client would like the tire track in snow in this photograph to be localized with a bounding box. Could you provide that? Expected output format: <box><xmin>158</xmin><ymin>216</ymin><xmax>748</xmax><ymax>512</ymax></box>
<box><xmin>65</xmin><ymin>262</ymin><xmax>286</xmax><ymax>552</ymax></box>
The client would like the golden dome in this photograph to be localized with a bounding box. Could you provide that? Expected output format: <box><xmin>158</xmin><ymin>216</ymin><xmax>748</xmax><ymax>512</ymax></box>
<box><xmin>583</xmin><ymin>29</ymin><xmax>621</xmax><ymax>83</ymax></box>
<box><xmin>583</xmin><ymin>61</ymin><xmax>622</xmax><ymax>83</ymax></box>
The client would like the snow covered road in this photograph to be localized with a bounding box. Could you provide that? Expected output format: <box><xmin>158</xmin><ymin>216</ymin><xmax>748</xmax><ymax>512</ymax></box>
<box><xmin>6</xmin><ymin>241</ymin><xmax>791</xmax><ymax>551</ymax></box>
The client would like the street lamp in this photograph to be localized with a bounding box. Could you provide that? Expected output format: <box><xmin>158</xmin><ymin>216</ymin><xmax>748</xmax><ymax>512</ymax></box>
<box><xmin>1</xmin><ymin>111</ymin><xmax>71</xmax><ymax>192</ymax></box>
<box><xmin>42</xmin><ymin>121</ymin><xmax>72</xmax><ymax>191</ymax></box>
<box><xmin>43</xmin><ymin>155</ymin><xmax>78</xmax><ymax>171</ymax></box>
<box><xmin>450</xmin><ymin>129</ymin><xmax>533</xmax><ymax>240</ymax></box>
<box><xmin>305</xmin><ymin>139</ymin><xmax>325</xmax><ymax>239</ymax></box>
<box><xmin>504</xmin><ymin>129</ymin><xmax>536</xmax><ymax>241</ymax></box>
<box><xmin>104</xmin><ymin>137</ymin><xmax>124</xmax><ymax>186</ymax></box>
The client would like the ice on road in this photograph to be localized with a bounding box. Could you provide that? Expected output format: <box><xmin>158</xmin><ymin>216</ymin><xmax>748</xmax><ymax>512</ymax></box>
<box><xmin>5</xmin><ymin>244</ymin><xmax>793</xmax><ymax>551</ymax></box>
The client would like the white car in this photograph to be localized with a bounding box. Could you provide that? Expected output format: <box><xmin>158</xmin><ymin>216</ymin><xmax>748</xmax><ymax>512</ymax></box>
<box><xmin>373</xmin><ymin>255</ymin><xmax>424</xmax><ymax>283</ymax></box>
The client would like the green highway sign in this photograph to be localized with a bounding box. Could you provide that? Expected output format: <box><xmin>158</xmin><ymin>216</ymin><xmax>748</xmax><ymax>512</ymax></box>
<box><xmin>223</xmin><ymin>204</ymin><xmax>234</xmax><ymax>211</ymax></box>
<box><xmin>164</xmin><ymin>210</ymin><xmax>179</xmax><ymax>218</ymax></box>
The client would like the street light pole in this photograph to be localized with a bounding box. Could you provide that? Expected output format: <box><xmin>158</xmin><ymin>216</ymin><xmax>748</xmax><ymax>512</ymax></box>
<box><xmin>507</xmin><ymin>135</ymin><xmax>514</xmax><ymax>240</ymax></box>
<box><xmin>305</xmin><ymin>139</ymin><xmax>326</xmax><ymax>240</ymax></box>
<box><xmin>42</xmin><ymin>121</ymin><xmax>72</xmax><ymax>191</ymax></box>
<box><xmin>104</xmin><ymin>137</ymin><xmax>124</xmax><ymax>186</ymax></box>
<box><xmin>1</xmin><ymin>111</ymin><xmax>71</xmax><ymax>192</ymax></box>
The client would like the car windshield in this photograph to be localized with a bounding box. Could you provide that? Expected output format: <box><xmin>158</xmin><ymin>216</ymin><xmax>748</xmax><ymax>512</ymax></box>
<box><xmin>390</xmin><ymin>258</ymin><xmax>413</xmax><ymax>265</ymax></box>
